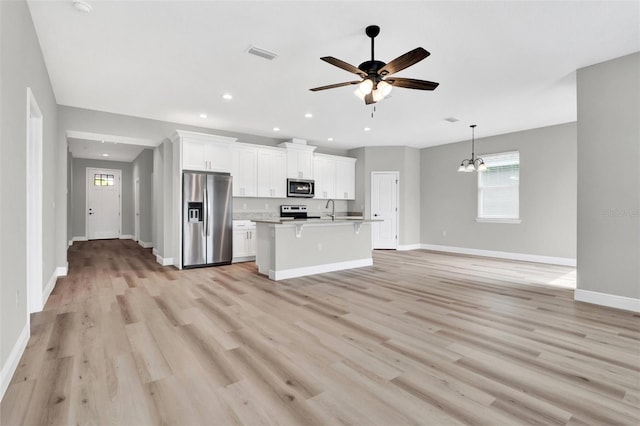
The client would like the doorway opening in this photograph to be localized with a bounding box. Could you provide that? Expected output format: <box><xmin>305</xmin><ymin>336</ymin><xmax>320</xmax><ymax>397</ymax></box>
<box><xmin>26</xmin><ymin>88</ymin><xmax>43</xmax><ymax>313</ymax></box>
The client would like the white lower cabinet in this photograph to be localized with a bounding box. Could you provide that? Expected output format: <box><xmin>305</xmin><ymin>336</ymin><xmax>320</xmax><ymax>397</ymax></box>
<box><xmin>233</xmin><ymin>220</ymin><xmax>256</xmax><ymax>262</ymax></box>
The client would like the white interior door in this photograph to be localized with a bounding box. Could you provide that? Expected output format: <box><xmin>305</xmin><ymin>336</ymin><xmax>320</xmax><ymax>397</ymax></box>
<box><xmin>371</xmin><ymin>171</ymin><xmax>399</xmax><ymax>249</ymax></box>
<box><xmin>87</xmin><ymin>168</ymin><xmax>121</xmax><ymax>239</ymax></box>
<box><xmin>134</xmin><ymin>178</ymin><xmax>140</xmax><ymax>242</ymax></box>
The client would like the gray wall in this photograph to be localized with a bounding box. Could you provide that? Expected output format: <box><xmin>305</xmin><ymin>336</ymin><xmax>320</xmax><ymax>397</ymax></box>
<box><xmin>348</xmin><ymin>146</ymin><xmax>422</xmax><ymax>246</ymax></box>
<box><xmin>71</xmin><ymin>158</ymin><xmax>134</xmax><ymax>238</ymax></box>
<box><xmin>576</xmin><ymin>52</ymin><xmax>640</xmax><ymax>299</ymax></box>
<box><xmin>0</xmin><ymin>0</ymin><xmax>59</xmax><ymax>373</ymax></box>
<box><xmin>420</xmin><ymin>123</ymin><xmax>577</xmax><ymax>259</ymax></box>
<box><xmin>132</xmin><ymin>149</ymin><xmax>154</xmax><ymax>244</ymax></box>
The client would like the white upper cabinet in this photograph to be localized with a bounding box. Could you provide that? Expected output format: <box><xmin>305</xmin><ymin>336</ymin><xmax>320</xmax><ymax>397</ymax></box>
<box><xmin>314</xmin><ymin>154</ymin><xmax>356</xmax><ymax>200</ymax></box>
<box><xmin>313</xmin><ymin>154</ymin><xmax>337</xmax><ymax>199</ymax></box>
<box><xmin>279</xmin><ymin>142</ymin><xmax>316</xmax><ymax>179</ymax></box>
<box><xmin>257</xmin><ymin>147</ymin><xmax>287</xmax><ymax>198</ymax></box>
<box><xmin>231</xmin><ymin>144</ymin><xmax>258</xmax><ymax>197</ymax></box>
<box><xmin>335</xmin><ymin>157</ymin><xmax>356</xmax><ymax>200</ymax></box>
<box><xmin>175</xmin><ymin>131</ymin><xmax>236</xmax><ymax>172</ymax></box>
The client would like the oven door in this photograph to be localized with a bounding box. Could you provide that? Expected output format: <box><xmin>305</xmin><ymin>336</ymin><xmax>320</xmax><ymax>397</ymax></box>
<box><xmin>287</xmin><ymin>179</ymin><xmax>314</xmax><ymax>198</ymax></box>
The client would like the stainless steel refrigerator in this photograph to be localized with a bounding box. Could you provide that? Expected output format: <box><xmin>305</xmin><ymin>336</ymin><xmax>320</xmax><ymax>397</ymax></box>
<box><xmin>183</xmin><ymin>172</ymin><xmax>233</xmax><ymax>268</ymax></box>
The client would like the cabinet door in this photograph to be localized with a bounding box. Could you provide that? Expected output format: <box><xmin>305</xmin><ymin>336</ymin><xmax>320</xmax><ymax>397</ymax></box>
<box><xmin>246</xmin><ymin>230</ymin><xmax>256</xmax><ymax>256</ymax></box>
<box><xmin>313</xmin><ymin>156</ymin><xmax>336</xmax><ymax>199</ymax></box>
<box><xmin>286</xmin><ymin>150</ymin><xmax>314</xmax><ymax>179</ymax></box>
<box><xmin>335</xmin><ymin>159</ymin><xmax>356</xmax><ymax>200</ymax></box>
<box><xmin>233</xmin><ymin>230</ymin><xmax>248</xmax><ymax>258</ymax></box>
<box><xmin>232</xmin><ymin>146</ymin><xmax>258</xmax><ymax>197</ymax></box>
<box><xmin>257</xmin><ymin>149</ymin><xmax>287</xmax><ymax>198</ymax></box>
<box><xmin>182</xmin><ymin>139</ymin><xmax>208</xmax><ymax>171</ymax></box>
<box><xmin>206</xmin><ymin>143</ymin><xmax>232</xmax><ymax>173</ymax></box>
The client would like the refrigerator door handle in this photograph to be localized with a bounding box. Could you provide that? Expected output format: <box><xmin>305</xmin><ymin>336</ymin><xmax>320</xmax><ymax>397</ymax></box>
<box><xmin>204</xmin><ymin>186</ymin><xmax>209</xmax><ymax>237</ymax></box>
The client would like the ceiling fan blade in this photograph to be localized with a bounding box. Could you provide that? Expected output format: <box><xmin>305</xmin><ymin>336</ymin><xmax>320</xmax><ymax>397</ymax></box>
<box><xmin>321</xmin><ymin>57</ymin><xmax>367</xmax><ymax>78</ymax></box>
<box><xmin>364</xmin><ymin>93</ymin><xmax>376</xmax><ymax>105</ymax></box>
<box><xmin>309</xmin><ymin>81</ymin><xmax>361</xmax><ymax>91</ymax></box>
<box><xmin>378</xmin><ymin>47</ymin><xmax>430</xmax><ymax>76</ymax></box>
<box><xmin>386</xmin><ymin>77</ymin><xmax>439</xmax><ymax>90</ymax></box>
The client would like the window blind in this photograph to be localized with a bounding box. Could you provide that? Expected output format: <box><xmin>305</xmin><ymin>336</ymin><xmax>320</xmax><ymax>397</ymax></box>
<box><xmin>478</xmin><ymin>151</ymin><xmax>519</xmax><ymax>219</ymax></box>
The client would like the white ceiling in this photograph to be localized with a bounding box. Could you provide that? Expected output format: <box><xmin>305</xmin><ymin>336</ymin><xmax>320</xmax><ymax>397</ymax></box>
<box><xmin>28</xmin><ymin>0</ymin><xmax>639</xmax><ymax>152</ymax></box>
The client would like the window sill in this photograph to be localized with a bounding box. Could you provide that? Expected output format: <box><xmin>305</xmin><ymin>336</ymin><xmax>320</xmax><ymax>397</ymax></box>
<box><xmin>476</xmin><ymin>218</ymin><xmax>522</xmax><ymax>224</ymax></box>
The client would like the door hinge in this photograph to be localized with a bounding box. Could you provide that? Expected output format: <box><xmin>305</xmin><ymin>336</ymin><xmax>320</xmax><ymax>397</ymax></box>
<box><xmin>395</xmin><ymin>235</ymin><xmax>398</xmax><ymax>239</ymax></box>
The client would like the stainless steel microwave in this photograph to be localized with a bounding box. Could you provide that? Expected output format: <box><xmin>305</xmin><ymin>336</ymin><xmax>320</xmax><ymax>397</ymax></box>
<box><xmin>287</xmin><ymin>178</ymin><xmax>315</xmax><ymax>198</ymax></box>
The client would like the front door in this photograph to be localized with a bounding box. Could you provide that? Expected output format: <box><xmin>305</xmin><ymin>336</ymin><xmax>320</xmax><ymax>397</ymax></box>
<box><xmin>371</xmin><ymin>171</ymin><xmax>399</xmax><ymax>249</ymax></box>
<box><xmin>87</xmin><ymin>168</ymin><xmax>121</xmax><ymax>239</ymax></box>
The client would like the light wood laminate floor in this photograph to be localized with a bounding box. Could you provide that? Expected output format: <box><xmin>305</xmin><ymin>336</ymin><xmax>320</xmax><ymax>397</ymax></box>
<box><xmin>2</xmin><ymin>239</ymin><xmax>639</xmax><ymax>425</ymax></box>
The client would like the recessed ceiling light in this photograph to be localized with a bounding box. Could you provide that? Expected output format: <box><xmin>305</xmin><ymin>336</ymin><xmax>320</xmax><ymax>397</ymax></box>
<box><xmin>364</xmin><ymin>127</ymin><xmax>371</xmax><ymax>132</ymax></box>
<box><xmin>199</xmin><ymin>113</ymin><xmax>207</xmax><ymax>118</ymax></box>
<box><xmin>304</xmin><ymin>113</ymin><xmax>313</xmax><ymax>118</ymax></box>
<box><xmin>273</xmin><ymin>127</ymin><xmax>280</xmax><ymax>132</ymax></box>
<box><xmin>102</xmin><ymin>153</ymin><xmax>109</xmax><ymax>157</ymax></box>
<box><xmin>327</xmin><ymin>137</ymin><xmax>334</xmax><ymax>141</ymax></box>
<box><xmin>222</xmin><ymin>93</ymin><xmax>233</xmax><ymax>100</ymax></box>
<box><xmin>101</xmin><ymin>140</ymin><xmax>105</xmax><ymax>143</ymax></box>
<box><xmin>72</xmin><ymin>0</ymin><xmax>92</xmax><ymax>13</ymax></box>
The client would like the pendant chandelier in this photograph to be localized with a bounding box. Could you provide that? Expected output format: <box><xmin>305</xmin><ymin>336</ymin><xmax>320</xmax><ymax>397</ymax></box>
<box><xmin>457</xmin><ymin>124</ymin><xmax>487</xmax><ymax>172</ymax></box>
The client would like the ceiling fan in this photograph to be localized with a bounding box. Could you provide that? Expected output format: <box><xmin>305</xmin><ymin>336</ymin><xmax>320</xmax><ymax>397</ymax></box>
<box><xmin>310</xmin><ymin>25</ymin><xmax>439</xmax><ymax>105</ymax></box>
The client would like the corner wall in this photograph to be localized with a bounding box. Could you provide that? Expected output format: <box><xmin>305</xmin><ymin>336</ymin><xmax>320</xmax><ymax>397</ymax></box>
<box><xmin>420</xmin><ymin>123</ymin><xmax>577</xmax><ymax>262</ymax></box>
<box><xmin>576</xmin><ymin>52</ymin><xmax>640</xmax><ymax>310</ymax></box>
<box><xmin>132</xmin><ymin>149</ymin><xmax>154</xmax><ymax>246</ymax></box>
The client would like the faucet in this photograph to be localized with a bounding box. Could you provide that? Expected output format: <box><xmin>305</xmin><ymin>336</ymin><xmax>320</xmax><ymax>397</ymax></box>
<box><xmin>325</xmin><ymin>199</ymin><xmax>335</xmax><ymax>221</ymax></box>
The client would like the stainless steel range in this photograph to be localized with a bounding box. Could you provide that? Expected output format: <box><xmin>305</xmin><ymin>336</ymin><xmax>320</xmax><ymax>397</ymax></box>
<box><xmin>280</xmin><ymin>205</ymin><xmax>321</xmax><ymax>220</ymax></box>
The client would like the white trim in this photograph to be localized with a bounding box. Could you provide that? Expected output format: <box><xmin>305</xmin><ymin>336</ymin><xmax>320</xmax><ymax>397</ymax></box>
<box><xmin>1</xmin><ymin>321</ymin><xmax>29</xmax><ymax>401</ymax></box>
<box><xmin>138</xmin><ymin>240</ymin><xmax>153</xmax><ymax>249</ymax></box>
<box><xmin>119</xmin><ymin>234</ymin><xmax>134</xmax><ymax>240</ymax></box>
<box><xmin>574</xmin><ymin>289</ymin><xmax>640</xmax><ymax>313</ymax></box>
<box><xmin>66</xmin><ymin>130</ymin><xmax>157</xmax><ymax>148</ymax></box>
<box><xmin>232</xmin><ymin>256</ymin><xmax>256</xmax><ymax>263</ymax></box>
<box><xmin>397</xmin><ymin>244</ymin><xmax>422</xmax><ymax>251</ymax></box>
<box><xmin>269</xmin><ymin>258</ymin><xmax>373</xmax><ymax>281</ymax></box>
<box><xmin>420</xmin><ymin>244</ymin><xmax>576</xmax><ymax>267</ymax></box>
<box><xmin>68</xmin><ymin>240</ymin><xmax>73</xmax><ymax>248</ymax></box>
<box><xmin>476</xmin><ymin>218</ymin><xmax>522</xmax><ymax>224</ymax></box>
<box><xmin>152</xmin><ymin>248</ymin><xmax>158</xmax><ymax>256</ymax></box>
<box><xmin>371</xmin><ymin>171</ymin><xmax>399</xmax><ymax>250</ymax></box>
<box><xmin>72</xmin><ymin>236</ymin><xmax>88</xmax><ymax>242</ymax></box>
<box><xmin>42</xmin><ymin>264</ymin><xmax>67</xmax><ymax>310</ymax></box>
<box><xmin>156</xmin><ymin>255</ymin><xmax>174</xmax><ymax>266</ymax></box>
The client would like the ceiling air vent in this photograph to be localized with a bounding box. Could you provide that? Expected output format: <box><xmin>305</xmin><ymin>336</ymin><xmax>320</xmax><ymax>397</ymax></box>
<box><xmin>247</xmin><ymin>45</ymin><xmax>278</xmax><ymax>61</ymax></box>
<box><xmin>444</xmin><ymin>117</ymin><xmax>460</xmax><ymax>123</ymax></box>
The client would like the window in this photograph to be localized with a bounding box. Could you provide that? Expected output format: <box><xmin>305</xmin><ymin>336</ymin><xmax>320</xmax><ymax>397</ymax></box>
<box><xmin>477</xmin><ymin>151</ymin><xmax>520</xmax><ymax>223</ymax></box>
<box><xmin>94</xmin><ymin>173</ymin><xmax>115</xmax><ymax>186</ymax></box>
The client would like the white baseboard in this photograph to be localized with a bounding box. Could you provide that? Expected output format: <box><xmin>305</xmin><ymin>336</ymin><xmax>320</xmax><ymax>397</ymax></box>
<box><xmin>1</xmin><ymin>321</ymin><xmax>29</xmax><ymax>401</ymax></box>
<box><xmin>156</xmin><ymin>255</ymin><xmax>173</xmax><ymax>266</ymax></box>
<box><xmin>42</xmin><ymin>263</ymin><xmax>68</xmax><ymax>310</ymax></box>
<box><xmin>420</xmin><ymin>244</ymin><xmax>576</xmax><ymax>267</ymax></box>
<box><xmin>68</xmin><ymin>240</ymin><xmax>72</xmax><ymax>248</ymax></box>
<box><xmin>138</xmin><ymin>240</ymin><xmax>153</xmax><ymax>249</ymax></box>
<box><xmin>269</xmin><ymin>258</ymin><xmax>373</xmax><ymax>281</ymax></box>
<box><xmin>397</xmin><ymin>244</ymin><xmax>422</xmax><ymax>251</ymax></box>
<box><xmin>119</xmin><ymin>234</ymin><xmax>134</xmax><ymax>240</ymax></box>
<box><xmin>574</xmin><ymin>289</ymin><xmax>640</xmax><ymax>313</ymax></box>
<box><xmin>232</xmin><ymin>256</ymin><xmax>256</xmax><ymax>263</ymax></box>
<box><xmin>152</xmin><ymin>248</ymin><xmax>158</xmax><ymax>256</ymax></box>
<box><xmin>72</xmin><ymin>236</ymin><xmax>88</xmax><ymax>242</ymax></box>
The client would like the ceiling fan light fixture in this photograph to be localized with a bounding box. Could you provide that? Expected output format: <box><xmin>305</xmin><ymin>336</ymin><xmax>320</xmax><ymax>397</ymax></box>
<box><xmin>353</xmin><ymin>88</ymin><xmax>365</xmax><ymax>100</ymax></box>
<box><xmin>357</xmin><ymin>79</ymin><xmax>373</xmax><ymax>95</ymax></box>
<box><xmin>372</xmin><ymin>80</ymin><xmax>393</xmax><ymax>102</ymax></box>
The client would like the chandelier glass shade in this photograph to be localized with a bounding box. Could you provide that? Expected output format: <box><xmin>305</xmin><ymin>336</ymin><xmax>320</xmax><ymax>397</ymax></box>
<box><xmin>457</xmin><ymin>124</ymin><xmax>486</xmax><ymax>172</ymax></box>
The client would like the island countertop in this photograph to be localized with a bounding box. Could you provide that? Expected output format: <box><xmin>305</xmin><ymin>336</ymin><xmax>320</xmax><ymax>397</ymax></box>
<box><xmin>253</xmin><ymin>219</ymin><xmax>377</xmax><ymax>280</ymax></box>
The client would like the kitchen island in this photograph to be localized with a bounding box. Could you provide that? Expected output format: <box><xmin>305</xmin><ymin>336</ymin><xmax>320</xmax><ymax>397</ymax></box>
<box><xmin>253</xmin><ymin>218</ymin><xmax>376</xmax><ymax>280</ymax></box>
